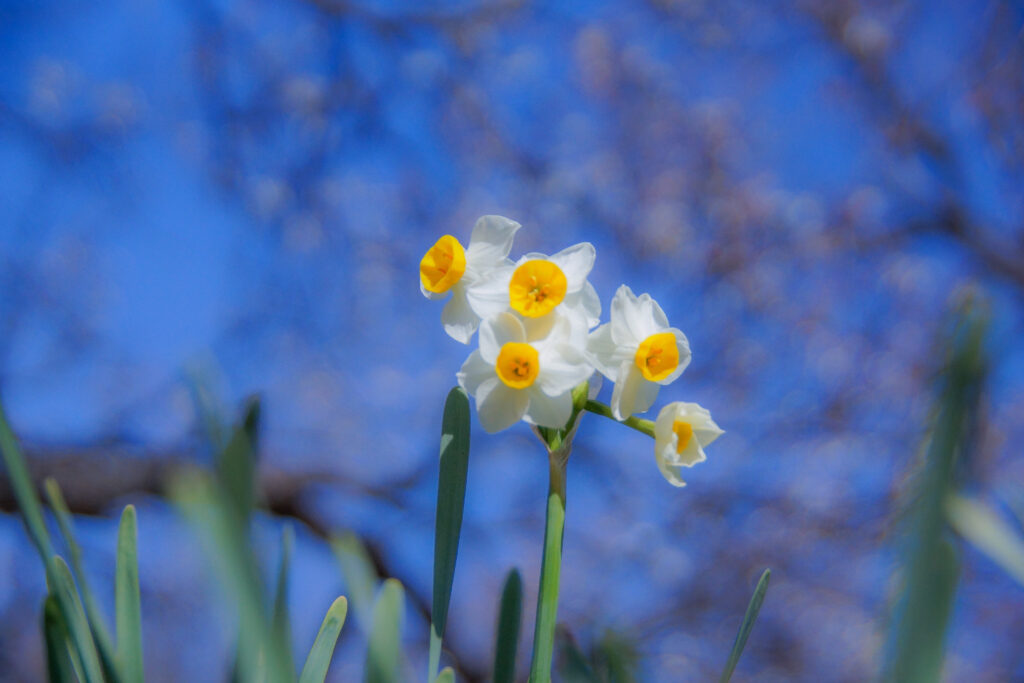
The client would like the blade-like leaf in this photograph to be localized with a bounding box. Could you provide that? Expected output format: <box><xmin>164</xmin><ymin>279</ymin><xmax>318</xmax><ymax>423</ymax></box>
<box><xmin>364</xmin><ymin>579</ymin><xmax>406</xmax><ymax>683</ymax></box>
<box><xmin>47</xmin><ymin>556</ymin><xmax>105</xmax><ymax>683</ymax></box>
<box><xmin>273</xmin><ymin>524</ymin><xmax>297</xmax><ymax>678</ymax></box>
<box><xmin>0</xmin><ymin>400</ymin><xmax>55</xmax><ymax>560</ymax></box>
<box><xmin>44</xmin><ymin>479</ymin><xmax>121</xmax><ymax>682</ymax></box>
<box><xmin>433</xmin><ymin>667</ymin><xmax>455</xmax><ymax>683</ymax></box>
<box><xmin>492</xmin><ymin>569</ymin><xmax>522</xmax><ymax>683</ymax></box>
<box><xmin>555</xmin><ymin>627</ymin><xmax>598</xmax><ymax>683</ymax></box>
<box><xmin>215</xmin><ymin>396</ymin><xmax>261</xmax><ymax>524</ymax></box>
<box><xmin>947</xmin><ymin>494</ymin><xmax>1024</xmax><ymax>587</ymax></box>
<box><xmin>719</xmin><ymin>569</ymin><xmax>771</xmax><ymax>683</ymax></box>
<box><xmin>331</xmin><ymin>533</ymin><xmax>379</xmax><ymax>632</ymax></box>
<box><xmin>430</xmin><ymin>387</ymin><xmax>471</xmax><ymax>679</ymax></box>
<box><xmin>298</xmin><ymin>596</ymin><xmax>348</xmax><ymax>683</ymax></box>
<box><xmin>116</xmin><ymin>505</ymin><xmax>144</xmax><ymax>683</ymax></box>
<box><xmin>43</xmin><ymin>595</ymin><xmax>76</xmax><ymax>683</ymax></box>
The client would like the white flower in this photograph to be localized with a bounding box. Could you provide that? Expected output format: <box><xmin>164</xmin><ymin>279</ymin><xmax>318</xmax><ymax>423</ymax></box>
<box><xmin>456</xmin><ymin>312</ymin><xmax>593</xmax><ymax>433</ymax></box>
<box><xmin>420</xmin><ymin>215</ymin><xmax>521</xmax><ymax>343</ymax></box>
<box><xmin>465</xmin><ymin>242</ymin><xmax>602</xmax><ymax>330</ymax></box>
<box><xmin>586</xmin><ymin>285</ymin><xmax>691</xmax><ymax>420</ymax></box>
<box><xmin>653</xmin><ymin>402</ymin><xmax>722</xmax><ymax>486</ymax></box>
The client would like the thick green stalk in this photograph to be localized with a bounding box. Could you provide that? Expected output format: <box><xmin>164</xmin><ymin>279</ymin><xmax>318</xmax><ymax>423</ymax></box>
<box><xmin>529</xmin><ymin>449</ymin><xmax>568</xmax><ymax>683</ymax></box>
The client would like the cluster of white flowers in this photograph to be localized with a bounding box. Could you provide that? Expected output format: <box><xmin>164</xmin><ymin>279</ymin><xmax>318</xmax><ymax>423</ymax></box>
<box><xmin>420</xmin><ymin>216</ymin><xmax>722</xmax><ymax>486</ymax></box>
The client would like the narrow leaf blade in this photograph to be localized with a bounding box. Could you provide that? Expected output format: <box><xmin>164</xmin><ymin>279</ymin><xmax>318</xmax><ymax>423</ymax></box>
<box><xmin>364</xmin><ymin>579</ymin><xmax>406</xmax><ymax>683</ymax></box>
<box><xmin>433</xmin><ymin>667</ymin><xmax>455</xmax><ymax>683</ymax></box>
<box><xmin>47</xmin><ymin>556</ymin><xmax>105</xmax><ymax>683</ymax></box>
<box><xmin>273</xmin><ymin>524</ymin><xmax>297</xmax><ymax>678</ymax></box>
<box><xmin>719</xmin><ymin>568</ymin><xmax>771</xmax><ymax>683</ymax></box>
<box><xmin>116</xmin><ymin>505</ymin><xmax>144</xmax><ymax>683</ymax></box>
<box><xmin>42</xmin><ymin>596</ymin><xmax>76</xmax><ymax>683</ymax></box>
<box><xmin>947</xmin><ymin>494</ymin><xmax>1024</xmax><ymax>587</ymax></box>
<box><xmin>298</xmin><ymin>596</ymin><xmax>348</xmax><ymax>683</ymax></box>
<box><xmin>0</xmin><ymin>400</ymin><xmax>55</xmax><ymax>560</ymax></box>
<box><xmin>331</xmin><ymin>533</ymin><xmax>379</xmax><ymax>632</ymax></box>
<box><xmin>492</xmin><ymin>569</ymin><xmax>523</xmax><ymax>683</ymax></box>
<box><xmin>430</xmin><ymin>386</ymin><xmax>471</xmax><ymax>679</ymax></box>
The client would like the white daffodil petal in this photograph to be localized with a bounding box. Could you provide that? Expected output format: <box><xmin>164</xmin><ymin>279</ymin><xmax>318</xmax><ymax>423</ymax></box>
<box><xmin>537</xmin><ymin>345</ymin><xmax>592</xmax><ymax>397</ymax></box>
<box><xmin>649</xmin><ymin>295</ymin><xmax>670</xmax><ymax>331</ymax></box>
<box><xmin>524</xmin><ymin>387</ymin><xmax>573</xmax><ymax>429</ymax></box>
<box><xmin>456</xmin><ymin>349</ymin><xmax>495</xmax><ymax>396</ymax></box>
<box><xmin>548</xmin><ymin>242</ymin><xmax>596</xmax><ymax>292</ymax></box>
<box><xmin>578</xmin><ymin>280</ymin><xmax>602</xmax><ymax>328</ymax></box>
<box><xmin>479</xmin><ymin>312</ymin><xmax>526</xmax><ymax>363</ymax></box>
<box><xmin>441</xmin><ymin>289</ymin><xmax>479</xmax><ymax>344</ymax></box>
<box><xmin>465</xmin><ymin>215</ymin><xmax>521</xmax><ymax>266</ymax></box>
<box><xmin>586</xmin><ymin>323</ymin><xmax>631</xmax><ymax>382</ymax></box>
<box><xmin>656</xmin><ymin>328</ymin><xmax>693</xmax><ymax>385</ymax></box>
<box><xmin>674</xmin><ymin>438</ymin><xmax>707</xmax><ymax>468</ymax></box>
<box><xmin>475</xmin><ymin>378</ymin><xmax>529</xmax><ymax>433</ymax></box>
<box><xmin>609</xmin><ymin>285</ymin><xmax>642</xmax><ymax>345</ymax></box>
<box><xmin>465</xmin><ymin>265</ymin><xmax>514</xmax><ymax>320</ymax></box>
<box><xmin>610</xmin><ymin>361</ymin><xmax>660</xmax><ymax>420</ymax></box>
<box><xmin>656</xmin><ymin>457</ymin><xmax>688</xmax><ymax>487</ymax></box>
<box><xmin>421</xmin><ymin>280</ymin><xmax>447</xmax><ymax>301</ymax></box>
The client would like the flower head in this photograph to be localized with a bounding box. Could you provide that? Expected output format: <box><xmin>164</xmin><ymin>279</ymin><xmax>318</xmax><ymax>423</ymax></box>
<box><xmin>420</xmin><ymin>215</ymin><xmax>522</xmax><ymax>343</ymax></box>
<box><xmin>653</xmin><ymin>402</ymin><xmax>722</xmax><ymax>487</ymax></box>
<box><xmin>456</xmin><ymin>312</ymin><xmax>593</xmax><ymax>433</ymax></box>
<box><xmin>467</xmin><ymin>242</ymin><xmax>601</xmax><ymax>330</ymax></box>
<box><xmin>587</xmin><ymin>285</ymin><xmax>691</xmax><ymax>420</ymax></box>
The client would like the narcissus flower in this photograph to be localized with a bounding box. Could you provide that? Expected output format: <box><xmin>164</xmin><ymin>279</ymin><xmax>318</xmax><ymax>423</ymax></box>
<box><xmin>467</xmin><ymin>243</ymin><xmax>601</xmax><ymax>330</ymax></box>
<box><xmin>586</xmin><ymin>285</ymin><xmax>691</xmax><ymax>420</ymax></box>
<box><xmin>456</xmin><ymin>312</ymin><xmax>593</xmax><ymax>433</ymax></box>
<box><xmin>420</xmin><ymin>215</ymin><xmax>521</xmax><ymax>343</ymax></box>
<box><xmin>653</xmin><ymin>402</ymin><xmax>722</xmax><ymax>486</ymax></box>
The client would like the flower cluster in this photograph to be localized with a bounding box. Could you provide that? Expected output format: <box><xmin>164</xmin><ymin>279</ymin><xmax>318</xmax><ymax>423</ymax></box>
<box><xmin>420</xmin><ymin>216</ymin><xmax>722</xmax><ymax>485</ymax></box>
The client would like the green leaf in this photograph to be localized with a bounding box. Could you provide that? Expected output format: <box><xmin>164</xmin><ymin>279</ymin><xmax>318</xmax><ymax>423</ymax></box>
<box><xmin>216</xmin><ymin>396</ymin><xmax>261</xmax><ymax>524</ymax></box>
<box><xmin>433</xmin><ymin>667</ymin><xmax>455</xmax><ymax>683</ymax></box>
<box><xmin>492</xmin><ymin>569</ymin><xmax>522</xmax><ymax>683</ymax></box>
<box><xmin>42</xmin><ymin>595</ymin><xmax>76</xmax><ymax>683</ymax></box>
<box><xmin>0</xmin><ymin>400</ymin><xmax>55</xmax><ymax>561</ymax></box>
<box><xmin>555</xmin><ymin>628</ymin><xmax>598</xmax><ymax>683</ymax></box>
<box><xmin>298</xmin><ymin>596</ymin><xmax>348</xmax><ymax>683</ymax></box>
<box><xmin>331</xmin><ymin>533</ymin><xmax>379</xmax><ymax>632</ymax></box>
<box><xmin>947</xmin><ymin>494</ymin><xmax>1024</xmax><ymax>587</ymax></box>
<box><xmin>116</xmin><ymin>505</ymin><xmax>144</xmax><ymax>683</ymax></box>
<box><xmin>43</xmin><ymin>479</ymin><xmax>121</xmax><ymax>682</ymax></box>
<box><xmin>273</xmin><ymin>524</ymin><xmax>297</xmax><ymax>678</ymax></box>
<box><xmin>719</xmin><ymin>569</ymin><xmax>770</xmax><ymax>683</ymax></box>
<box><xmin>47</xmin><ymin>556</ymin><xmax>105</xmax><ymax>683</ymax></box>
<box><xmin>364</xmin><ymin>579</ymin><xmax>406</xmax><ymax>683</ymax></box>
<box><xmin>429</xmin><ymin>387</ymin><xmax>471</xmax><ymax>679</ymax></box>
<box><xmin>171</xmin><ymin>471</ymin><xmax>291</xmax><ymax>683</ymax></box>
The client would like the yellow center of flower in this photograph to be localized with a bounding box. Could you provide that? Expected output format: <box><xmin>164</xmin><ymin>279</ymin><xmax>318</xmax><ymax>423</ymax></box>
<box><xmin>634</xmin><ymin>332</ymin><xmax>679</xmax><ymax>381</ymax></box>
<box><xmin>420</xmin><ymin>235</ymin><xmax>467</xmax><ymax>294</ymax></box>
<box><xmin>508</xmin><ymin>260</ymin><xmax>567</xmax><ymax>318</ymax></box>
<box><xmin>672</xmin><ymin>420</ymin><xmax>693</xmax><ymax>454</ymax></box>
<box><xmin>495</xmin><ymin>342</ymin><xmax>540</xmax><ymax>389</ymax></box>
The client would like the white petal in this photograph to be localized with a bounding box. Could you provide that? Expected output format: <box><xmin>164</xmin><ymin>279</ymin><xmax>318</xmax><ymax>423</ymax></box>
<box><xmin>478</xmin><ymin>312</ymin><xmax>526</xmax><ymax>364</ymax></box>
<box><xmin>656</xmin><ymin>458</ymin><xmax>688</xmax><ymax>487</ymax></box>
<box><xmin>586</xmin><ymin>323</ymin><xmax>631</xmax><ymax>382</ymax></box>
<box><xmin>610</xmin><ymin>361</ymin><xmax>660</xmax><ymax>420</ymax></box>
<box><xmin>475</xmin><ymin>378</ymin><xmax>529</xmax><ymax>433</ymax></box>
<box><xmin>537</xmin><ymin>344</ymin><xmax>593</xmax><ymax>397</ymax></box>
<box><xmin>656</xmin><ymin>328</ymin><xmax>693</xmax><ymax>385</ymax></box>
<box><xmin>456</xmin><ymin>349</ymin><xmax>495</xmax><ymax>396</ymax></box>
<box><xmin>465</xmin><ymin>215</ymin><xmax>521</xmax><ymax>267</ymax></box>
<box><xmin>524</xmin><ymin>386</ymin><xmax>573</xmax><ymax>429</ymax></box>
<box><xmin>654</xmin><ymin>401</ymin><xmax>720</xmax><ymax>464</ymax></box>
<box><xmin>610</xmin><ymin>285</ymin><xmax>665</xmax><ymax>345</ymax></box>
<box><xmin>674</xmin><ymin>438</ymin><xmax>707</xmax><ymax>468</ymax></box>
<box><xmin>465</xmin><ymin>264</ymin><xmax>513</xmax><ymax>320</ymax></box>
<box><xmin>579</xmin><ymin>280</ymin><xmax>602</xmax><ymax>327</ymax></box>
<box><xmin>548</xmin><ymin>242</ymin><xmax>595</xmax><ymax>292</ymax></box>
<box><xmin>421</xmin><ymin>280</ymin><xmax>447</xmax><ymax>301</ymax></box>
<box><xmin>441</xmin><ymin>288</ymin><xmax>480</xmax><ymax>344</ymax></box>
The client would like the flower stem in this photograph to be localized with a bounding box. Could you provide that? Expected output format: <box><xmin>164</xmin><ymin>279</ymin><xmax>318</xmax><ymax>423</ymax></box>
<box><xmin>583</xmin><ymin>399</ymin><xmax>656</xmax><ymax>438</ymax></box>
<box><xmin>528</xmin><ymin>447</ymin><xmax>568</xmax><ymax>683</ymax></box>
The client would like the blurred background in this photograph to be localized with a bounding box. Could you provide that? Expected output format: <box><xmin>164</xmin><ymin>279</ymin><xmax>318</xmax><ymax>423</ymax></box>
<box><xmin>1</xmin><ymin>0</ymin><xmax>1023</xmax><ymax>680</ymax></box>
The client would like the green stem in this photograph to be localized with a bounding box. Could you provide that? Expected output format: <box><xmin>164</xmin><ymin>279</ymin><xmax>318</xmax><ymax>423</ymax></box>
<box><xmin>529</xmin><ymin>449</ymin><xmax>568</xmax><ymax>683</ymax></box>
<box><xmin>583</xmin><ymin>400</ymin><xmax>655</xmax><ymax>438</ymax></box>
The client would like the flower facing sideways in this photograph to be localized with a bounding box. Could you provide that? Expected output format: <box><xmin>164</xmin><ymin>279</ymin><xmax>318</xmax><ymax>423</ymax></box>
<box><xmin>466</xmin><ymin>242</ymin><xmax>602</xmax><ymax>331</ymax></box>
<box><xmin>587</xmin><ymin>285</ymin><xmax>691</xmax><ymax>420</ymax></box>
<box><xmin>653</xmin><ymin>402</ymin><xmax>723</xmax><ymax>487</ymax></box>
<box><xmin>456</xmin><ymin>312</ymin><xmax>593</xmax><ymax>433</ymax></box>
<box><xmin>420</xmin><ymin>215</ymin><xmax>522</xmax><ymax>343</ymax></box>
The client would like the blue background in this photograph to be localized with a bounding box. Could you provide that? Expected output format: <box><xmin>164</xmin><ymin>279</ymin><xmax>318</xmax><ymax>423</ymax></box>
<box><xmin>2</xmin><ymin>0</ymin><xmax>1023</xmax><ymax>680</ymax></box>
